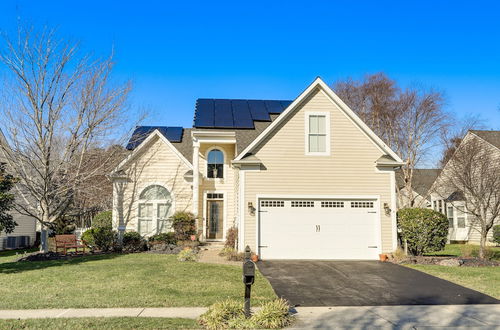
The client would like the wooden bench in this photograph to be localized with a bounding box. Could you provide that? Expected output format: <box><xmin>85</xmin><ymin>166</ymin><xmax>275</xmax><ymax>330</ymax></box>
<box><xmin>55</xmin><ymin>234</ymin><xmax>86</xmax><ymax>254</ymax></box>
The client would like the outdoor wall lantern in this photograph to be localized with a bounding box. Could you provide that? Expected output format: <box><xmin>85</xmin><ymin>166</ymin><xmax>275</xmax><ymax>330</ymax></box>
<box><xmin>248</xmin><ymin>202</ymin><xmax>256</xmax><ymax>216</ymax></box>
<box><xmin>384</xmin><ymin>202</ymin><xmax>391</xmax><ymax>216</ymax></box>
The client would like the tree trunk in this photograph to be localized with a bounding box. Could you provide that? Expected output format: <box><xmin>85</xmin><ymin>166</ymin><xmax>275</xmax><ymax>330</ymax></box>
<box><xmin>40</xmin><ymin>209</ymin><xmax>51</xmax><ymax>253</ymax></box>
<box><xmin>479</xmin><ymin>230</ymin><xmax>488</xmax><ymax>259</ymax></box>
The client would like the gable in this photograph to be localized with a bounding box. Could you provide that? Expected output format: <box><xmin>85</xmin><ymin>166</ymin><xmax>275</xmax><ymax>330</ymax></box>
<box><xmin>250</xmin><ymin>88</ymin><xmax>386</xmax><ymax>165</ymax></box>
<box><xmin>235</xmin><ymin>78</ymin><xmax>402</xmax><ymax>163</ymax></box>
<box><xmin>113</xmin><ymin>130</ymin><xmax>192</xmax><ymax>174</ymax></box>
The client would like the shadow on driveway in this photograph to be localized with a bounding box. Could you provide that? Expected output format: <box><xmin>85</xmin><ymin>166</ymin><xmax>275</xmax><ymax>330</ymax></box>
<box><xmin>257</xmin><ymin>260</ymin><xmax>499</xmax><ymax>306</ymax></box>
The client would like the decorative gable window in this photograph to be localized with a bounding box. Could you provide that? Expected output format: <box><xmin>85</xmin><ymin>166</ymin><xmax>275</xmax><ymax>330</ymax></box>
<box><xmin>207</xmin><ymin>149</ymin><xmax>224</xmax><ymax>178</ymax></box>
<box><xmin>306</xmin><ymin>112</ymin><xmax>330</xmax><ymax>155</ymax></box>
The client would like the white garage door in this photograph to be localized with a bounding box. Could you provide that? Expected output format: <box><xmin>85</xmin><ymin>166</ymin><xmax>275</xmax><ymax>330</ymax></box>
<box><xmin>259</xmin><ymin>198</ymin><xmax>380</xmax><ymax>260</ymax></box>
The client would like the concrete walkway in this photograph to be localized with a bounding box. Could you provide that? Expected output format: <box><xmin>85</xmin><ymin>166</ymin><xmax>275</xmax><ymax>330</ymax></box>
<box><xmin>0</xmin><ymin>307</ymin><xmax>207</xmax><ymax>320</ymax></box>
<box><xmin>0</xmin><ymin>304</ymin><xmax>499</xmax><ymax>329</ymax></box>
<box><xmin>292</xmin><ymin>304</ymin><xmax>500</xmax><ymax>329</ymax></box>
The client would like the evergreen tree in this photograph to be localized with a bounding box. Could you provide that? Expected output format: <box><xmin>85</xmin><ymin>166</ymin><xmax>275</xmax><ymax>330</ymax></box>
<box><xmin>0</xmin><ymin>163</ymin><xmax>17</xmax><ymax>233</ymax></box>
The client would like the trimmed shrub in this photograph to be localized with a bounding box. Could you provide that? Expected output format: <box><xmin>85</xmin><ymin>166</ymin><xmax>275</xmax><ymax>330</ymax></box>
<box><xmin>92</xmin><ymin>211</ymin><xmax>112</xmax><ymax>228</ymax></box>
<box><xmin>198</xmin><ymin>299</ymin><xmax>292</xmax><ymax>329</ymax></box>
<box><xmin>225</xmin><ymin>227</ymin><xmax>238</xmax><ymax>249</ymax></box>
<box><xmin>122</xmin><ymin>231</ymin><xmax>146</xmax><ymax>252</ymax></box>
<box><xmin>177</xmin><ymin>248</ymin><xmax>198</xmax><ymax>262</ymax></box>
<box><xmin>171</xmin><ymin>211</ymin><xmax>196</xmax><ymax>241</ymax></box>
<box><xmin>198</xmin><ymin>300</ymin><xmax>245</xmax><ymax>330</ymax></box>
<box><xmin>493</xmin><ymin>225</ymin><xmax>500</xmax><ymax>245</ymax></box>
<box><xmin>81</xmin><ymin>227</ymin><xmax>117</xmax><ymax>252</ymax></box>
<box><xmin>148</xmin><ymin>232</ymin><xmax>177</xmax><ymax>245</ymax></box>
<box><xmin>397</xmin><ymin>208</ymin><xmax>449</xmax><ymax>256</ymax></box>
<box><xmin>252</xmin><ymin>298</ymin><xmax>292</xmax><ymax>329</ymax></box>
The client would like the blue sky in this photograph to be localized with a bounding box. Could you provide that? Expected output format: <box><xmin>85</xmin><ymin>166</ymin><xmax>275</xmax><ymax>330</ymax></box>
<box><xmin>0</xmin><ymin>0</ymin><xmax>499</xmax><ymax>129</ymax></box>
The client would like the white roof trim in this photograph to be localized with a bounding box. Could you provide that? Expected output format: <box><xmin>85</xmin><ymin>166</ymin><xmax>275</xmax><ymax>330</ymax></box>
<box><xmin>234</xmin><ymin>77</ymin><xmax>403</xmax><ymax>163</ymax></box>
<box><xmin>112</xmin><ymin>129</ymin><xmax>193</xmax><ymax>175</ymax></box>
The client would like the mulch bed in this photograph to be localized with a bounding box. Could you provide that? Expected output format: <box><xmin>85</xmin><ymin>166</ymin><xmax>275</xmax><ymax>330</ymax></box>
<box><xmin>16</xmin><ymin>251</ymin><xmax>113</xmax><ymax>262</ymax></box>
<box><xmin>392</xmin><ymin>256</ymin><xmax>499</xmax><ymax>267</ymax></box>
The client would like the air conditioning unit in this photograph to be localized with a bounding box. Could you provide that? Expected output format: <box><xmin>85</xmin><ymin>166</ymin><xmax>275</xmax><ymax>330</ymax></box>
<box><xmin>18</xmin><ymin>236</ymin><xmax>30</xmax><ymax>248</ymax></box>
<box><xmin>5</xmin><ymin>236</ymin><xmax>31</xmax><ymax>249</ymax></box>
<box><xmin>6</xmin><ymin>237</ymin><xmax>17</xmax><ymax>249</ymax></box>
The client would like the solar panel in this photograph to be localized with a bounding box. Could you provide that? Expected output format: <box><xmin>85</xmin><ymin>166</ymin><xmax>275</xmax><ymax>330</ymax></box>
<box><xmin>163</xmin><ymin>127</ymin><xmax>183</xmax><ymax>142</ymax></box>
<box><xmin>280</xmin><ymin>100</ymin><xmax>293</xmax><ymax>110</ymax></box>
<box><xmin>194</xmin><ymin>99</ymin><xmax>215</xmax><ymax>128</ymax></box>
<box><xmin>265</xmin><ymin>100</ymin><xmax>286</xmax><ymax>114</ymax></box>
<box><xmin>214</xmin><ymin>99</ymin><xmax>234</xmax><ymax>127</ymax></box>
<box><xmin>126</xmin><ymin>126</ymin><xmax>183</xmax><ymax>150</ymax></box>
<box><xmin>231</xmin><ymin>100</ymin><xmax>254</xmax><ymax>128</ymax></box>
<box><xmin>248</xmin><ymin>100</ymin><xmax>270</xmax><ymax>121</ymax></box>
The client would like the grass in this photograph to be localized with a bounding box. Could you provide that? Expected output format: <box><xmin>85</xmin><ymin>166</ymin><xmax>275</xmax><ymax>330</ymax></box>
<box><xmin>406</xmin><ymin>264</ymin><xmax>500</xmax><ymax>299</ymax></box>
<box><xmin>0</xmin><ymin>248</ymin><xmax>38</xmax><ymax>263</ymax></box>
<box><xmin>0</xmin><ymin>317</ymin><xmax>198</xmax><ymax>329</ymax></box>
<box><xmin>424</xmin><ymin>244</ymin><xmax>500</xmax><ymax>260</ymax></box>
<box><xmin>0</xmin><ymin>252</ymin><xmax>276</xmax><ymax>309</ymax></box>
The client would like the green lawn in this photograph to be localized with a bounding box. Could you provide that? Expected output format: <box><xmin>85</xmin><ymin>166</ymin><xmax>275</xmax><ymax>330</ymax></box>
<box><xmin>407</xmin><ymin>265</ymin><xmax>500</xmax><ymax>299</ymax></box>
<box><xmin>0</xmin><ymin>252</ymin><xmax>276</xmax><ymax>309</ymax></box>
<box><xmin>0</xmin><ymin>317</ymin><xmax>198</xmax><ymax>330</ymax></box>
<box><xmin>424</xmin><ymin>244</ymin><xmax>500</xmax><ymax>260</ymax></box>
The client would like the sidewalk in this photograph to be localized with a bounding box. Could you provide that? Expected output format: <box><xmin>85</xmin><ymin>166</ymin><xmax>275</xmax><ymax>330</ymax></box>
<box><xmin>0</xmin><ymin>304</ymin><xmax>499</xmax><ymax>329</ymax></box>
<box><xmin>0</xmin><ymin>307</ymin><xmax>207</xmax><ymax>320</ymax></box>
<box><xmin>292</xmin><ymin>304</ymin><xmax>500</xmax><ymax>329</ymax></box>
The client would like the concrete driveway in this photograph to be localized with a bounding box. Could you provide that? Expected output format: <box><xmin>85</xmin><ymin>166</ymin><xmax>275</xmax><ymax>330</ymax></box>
<box><xmin>257</xmin><ymin>260</ymin><xmax>499</xmax><ymax>306</ymax></box>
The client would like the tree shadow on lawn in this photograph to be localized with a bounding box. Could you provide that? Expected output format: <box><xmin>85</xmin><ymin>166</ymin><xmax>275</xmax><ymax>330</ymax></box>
<box><xmin>0</xmin><ymin>253</ymin><xmax>122</xmax><ymax>275</ymax></box>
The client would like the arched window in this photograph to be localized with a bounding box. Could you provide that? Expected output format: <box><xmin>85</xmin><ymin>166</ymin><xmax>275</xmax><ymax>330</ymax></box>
<box><xmin>138</xmin><ymin>185</ymin><xmax>172</xmax><ymax>236</ymax></box>
<box><xmin>207</xmin><ymin>149</ymin><xmax>224</xmax><ymax>178</ymax></box>
<box><xmin>140</xmin><ymin>185</ymin><xmax>170</xmax><ymax>200</ymax></box>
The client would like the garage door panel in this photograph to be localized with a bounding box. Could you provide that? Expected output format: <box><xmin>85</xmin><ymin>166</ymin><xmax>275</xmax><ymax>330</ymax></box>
<box><xmin>259</xmin><ymin>198</ymin><xmax>379</xmax><ymax>260</ymax></box>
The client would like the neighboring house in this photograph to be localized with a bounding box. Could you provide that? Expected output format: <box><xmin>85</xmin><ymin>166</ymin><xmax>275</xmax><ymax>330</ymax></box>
<box><xmin>0</xmin><ymin>129</ymin><xmax>37</xmax><ymax>250</ymax></box>
<box><xmin>430</xmin><ymin>130</ymin><xmax>500</xmax><ymax>244</ymax></box>
<box><xmin>111</xmin><ymin>78</ymin><xmax>404</xmax><ymax>260</ymax></box>
<box><xmin>396</xmin><ymin>169</ymin><xmax>441</xmax><ymax>209</ymax></box>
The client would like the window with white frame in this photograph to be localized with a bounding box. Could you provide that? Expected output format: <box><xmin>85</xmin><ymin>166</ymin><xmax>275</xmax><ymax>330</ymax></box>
<box><xmin>306</xmin><ymin>113</ymin><xmax>329</xmax><ymax>155</ymax></box>
<box><xmin>447</xmin><ymin>206</ymin><xmax>454</xmax><ymax>228</ymax></box>
<box><xmin>456</xmin><ymin>206</ymin><xmax>466</xmax><ymax>228</ymax></box>
<box><xmin>138</xmin><ymin>185</ymin><xmax>173</xmax><ymax>236</ymax></box>
<box><xmin>207</xmin><ymin>149</ymin><xmax>224</xmax><ymax>178</ymax></box>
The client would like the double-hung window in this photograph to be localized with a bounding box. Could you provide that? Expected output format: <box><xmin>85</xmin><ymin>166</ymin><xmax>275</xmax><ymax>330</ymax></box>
<box><xmin>306</xmin><ymin>112</ymin><xmax>330</xmax><ymax>155</ymax></box>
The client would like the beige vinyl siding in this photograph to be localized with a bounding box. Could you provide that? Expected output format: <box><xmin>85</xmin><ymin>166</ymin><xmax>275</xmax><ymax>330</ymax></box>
<box><xmin>114</xmin><ymin>136</ymin><xmax>193</xmax><ymax>232</ymax></box>
<box><xmin>243</xmin><ymin>88</ymin><xmax>395</xmax><ymax>252</ymax></box>
<box><xmin>431</xmin><ymin>133</ymin><xmax>500</xmax><ymax>245</ymax></box>
<box><xmin>197</xmin><ymin>144</ymin><xmax>237</xmax><ymax>234</ymax></box>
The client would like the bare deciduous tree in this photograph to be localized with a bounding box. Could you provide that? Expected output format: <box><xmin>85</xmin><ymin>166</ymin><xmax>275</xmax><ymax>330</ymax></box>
<box><xmin>0</xmin><ymin>26</ymin><xmax>132</xmax><ymax>251</ymax></box>
<box><xmin>439</xmin><ymin>135</ymin><xmax>500</xmax><ymax>258</ymax></box>
<box><xmin>439</xmin><ymin>115</ymin><xmax>485</xmax><ymax>167</ymax></box>
<box><xmin>333</xmin><ymin>73</ymin><xmax>448</xmax><ymax>207</ymax></box>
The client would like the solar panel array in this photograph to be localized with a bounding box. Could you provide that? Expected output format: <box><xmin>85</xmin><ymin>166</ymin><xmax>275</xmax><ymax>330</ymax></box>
<box><xmin>194</xmin><ymin>99</ymin><xmax>293</xmax><ymax>129</ymax></box>
<box><xmin>126</xmin><ymin>126</ymin><xmax>183</xmax><ymax>150</ymax></box>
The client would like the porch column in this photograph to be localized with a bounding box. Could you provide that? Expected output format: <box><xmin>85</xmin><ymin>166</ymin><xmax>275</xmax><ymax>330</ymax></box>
<box><xmin>192</xmin><ymin>141</ymin><xmax>200</xmax><ymax>216</ymax></box>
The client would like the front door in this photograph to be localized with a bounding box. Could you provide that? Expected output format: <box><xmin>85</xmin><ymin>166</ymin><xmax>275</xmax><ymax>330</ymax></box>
<box><xmin>207</xmin><ymin>200</ymin><xmax>224</xmax><ymax>240</ymax></box>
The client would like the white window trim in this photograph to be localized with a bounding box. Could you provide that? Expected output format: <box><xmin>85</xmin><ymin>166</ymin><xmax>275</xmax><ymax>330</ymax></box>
<box><xmin>205</xmin><ymin>146</ymin><xmax>226</xmax><ymax>181</ymax></box>
<box><xmin>304</xmin><ymin>111</ymin><xmax>330</xmax><ymax>156</ymax></box>
<box><xmin>136</xmin><ymin>184</ymin><xmax>175</xmax><ymax>237</ymax></box>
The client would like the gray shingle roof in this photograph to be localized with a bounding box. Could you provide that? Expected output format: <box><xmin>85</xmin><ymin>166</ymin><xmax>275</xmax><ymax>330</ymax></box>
<box><xmin>470</xmin><ymin>130</ymin><xmax>500</xmax><ymax>149</ymax></box>
<box><xmin>171</xmin><ymin>128</ymin><xmax>193</xmax><ymax>163</ymax></box>
<box><xmin>396</xmin><ymin>169</ymin><xmax>441</xmax><ymax>198</ymax></box>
